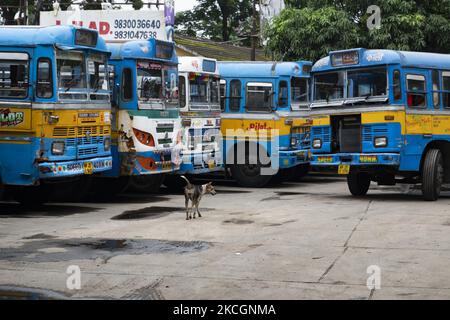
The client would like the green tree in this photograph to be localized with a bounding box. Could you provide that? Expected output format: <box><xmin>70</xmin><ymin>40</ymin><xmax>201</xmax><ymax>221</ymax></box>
<box><xmin>175</xmin><ymin>0</ymin><xmax>254</xmax><ymax>42</ymax></box>
<box><xmin>265</xmin><ymin>7</ymin><xmax>359</xmax><ymax>61</ymax></box>
<box><xmin>266</xmin><ymin>0</ymin><xmax>450</xmax><ymax>61</ymax></box>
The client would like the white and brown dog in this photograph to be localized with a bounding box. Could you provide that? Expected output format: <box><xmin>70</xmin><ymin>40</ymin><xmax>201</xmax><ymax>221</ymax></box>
<box><xmin>181</xmin><ymin>176</ymin><xmax>217</xmax><ymax>220</ymax></box>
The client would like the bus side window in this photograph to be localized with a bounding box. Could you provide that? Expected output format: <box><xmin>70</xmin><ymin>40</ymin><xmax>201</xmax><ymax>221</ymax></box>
<box><xmin>220</xmin><ymin>79</ymin><xmax>226</xmax><ymax>111</ymax></box>
<box><xmin>36</xmin><ymin>58</ymin><xmax>53</xmax><ymax>98</ymax></box>
<box><xmin>443</xmin><ymin>72</ymin><xmax>450</xmax><ymax>109</ymax></box>
<box><xmin>406</xmin><ymin>74</ymin><xmax>427</xmax><ymax>108</ymax></box>
<box><xmin>278</xmin><ymin>80</ymin><xmax>288</xmax><ymax>107</ymax></box>
<box><xmin>179</xmin><ymin>75</ymin><xmax>186</xmax><ymax>108</ymax></box>
<box><xmin>122</xmin><ymin>68</ymin><xmax>133</xmax><ymax>101</ymax></box>
<box><xmin>229</xmin><ymin>80</ymin><xmax>241</xmax><ymax>112</ymax></box>
<box><xmin>432</xmin><ymin>70</ymin><xmax>440</xmax><ymax>109</ymax></box>
<box><xmin>393</xmin><ymin>70</ymin><xmax>402</xmax><ymax>101</ymax></box>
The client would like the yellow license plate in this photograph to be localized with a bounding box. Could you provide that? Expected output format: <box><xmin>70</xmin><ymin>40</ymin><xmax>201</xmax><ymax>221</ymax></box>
<box><xmin>338</xmin><ymin>164</ymin><xmax>350</xmax><ymax>175</ymax></box>
<box><xmin>208</xmin><ymin>160</ymin><xmax>215</xmax><ymax>169</ymax></box>
<box><xmin>162</xmin><ymin>162</ymin><xmax>172</xmax><ymax>170</ymax></box>
<box><xmin>83</xmin><ymin>162</ymin><xmax>93</xmax><ymax>175</ymax></box>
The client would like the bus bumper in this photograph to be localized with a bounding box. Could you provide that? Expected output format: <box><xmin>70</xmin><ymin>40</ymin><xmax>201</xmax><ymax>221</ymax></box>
<box><xmin>311</xmin><ymin>153</ymin><xmax>400</xmax><ymax>167</ymax></box>
<box><xmin>278</xmin><ymin>149</ymin><xmax>310</xmax><ymax>169</ymax></box>
<box><xmin>38</xmin><ymin>157</ymin><xmax>113</xmax><ymax>178</ymax></box>
<box><xmin>179</xmin><ymin>150</ymin><xmax>223</xmax><ymax>174</ymax></box>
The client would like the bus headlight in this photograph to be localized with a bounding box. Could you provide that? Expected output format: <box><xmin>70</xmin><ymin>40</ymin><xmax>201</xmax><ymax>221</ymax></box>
<box><xmin>52</xmin><ymin>141</ymin><xmax>65</xmax><ymax>155</ymax></box>
<box><xmin>374</xmin><ymin>137</ymin><xmax>387</xmax><ymax>148</ymax></box>
<box><xmin>290</xmin><ymin>137</ymin><xmax>297</xmax><ymax>147</ymax></box>
<box><xmin>312</xmin><ymin>139</ymin><xmax>322</xmax><ymax>149</ymax></box>
<box><xmin>104</xmin><ymin>137</ymin><xmax>111</xmax><ymax>152</ymax></box>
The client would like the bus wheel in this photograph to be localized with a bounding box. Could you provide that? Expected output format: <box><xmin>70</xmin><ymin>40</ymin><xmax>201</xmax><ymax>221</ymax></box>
<box><xmin>11</xmin><ymin>185</ymin><xmax>52</xmax><ymax>207</ymax></box>
<box><xmin>422</xmin><ymin>149</ymin><xmax>444</xmax><ymax>201</ymax></box>
<box><xmin>347</xmin><ymin>172</ymin><xmax>371</xmax><ymax>196</ymax></box>
<box><xmin>127</xmin><ymin>174</ymin><xmax>164</xmax><ymax>193</ymax></box>
<box><xmin>230</xmin><ymin>151</ymin><xmax>272</xmax><ymax>188</ymax></box>
<box><xmin>163</xmin><ymin>175</ymin><xmax>186</xmax><ymax>193</ymax></box>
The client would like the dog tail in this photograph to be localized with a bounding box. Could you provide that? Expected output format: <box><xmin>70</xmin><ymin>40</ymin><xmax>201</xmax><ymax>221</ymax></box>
<box><xmin>180</xmin><ymin>175</ymin><xmax>192</xmax><ymax>187</ymax></box>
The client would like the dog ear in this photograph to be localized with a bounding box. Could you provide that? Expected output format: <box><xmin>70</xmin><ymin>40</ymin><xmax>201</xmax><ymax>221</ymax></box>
<box><xmin>207</xmin><ymin>182</ymin><xmax>213</xmax><ymax>186</ymax></box>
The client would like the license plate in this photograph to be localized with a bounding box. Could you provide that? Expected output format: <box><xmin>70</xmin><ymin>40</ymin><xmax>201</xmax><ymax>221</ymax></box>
<box><xmin>338</xmin><ymin>164</ymin><xmax>350</xmax><ymax>175</ymax></box>
<box><xmin>208</xmin><ymin>160</ymin><xmax>215</xmax><ymax>169</ymax></box>
<box><xmin>162</xmin><ymin>162</ymin><xmax>172</xmax><ymax>170</ymax></box>
<box><xmin>83</xmin><ymin>162</ymin><xmax>93</xmax><ymax>175</ymax></box>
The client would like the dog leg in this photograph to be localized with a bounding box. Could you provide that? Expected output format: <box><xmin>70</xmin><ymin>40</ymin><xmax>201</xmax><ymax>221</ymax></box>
<box><xmin>189</xmin><ymin>202</ymin><xmax>195</xmax><ymax>220</ymax></box>
<box><xmin>192</xmin><ymin>201</ymin><xmax>197</xmax><ymax>219</ymax></box>
<box><xmin>195</xmin><ymin>203</ymin><xmax>202</xmax><ymax>218</ymax></box>
<box><xmin>185</xmin><ymin>197</ymin><xmax>190</xmax><ymax>220</ymax></box>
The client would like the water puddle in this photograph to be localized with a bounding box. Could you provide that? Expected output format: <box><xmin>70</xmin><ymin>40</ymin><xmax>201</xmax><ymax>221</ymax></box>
<box><xmin>0</xmin><ymin>238</ymin><xmax>211</xmax><ymax>263</ymax></box>
<box><xmin>0</xmin><ymin>286</ymin><xmax>69</xmax><ymax>300</ymax></box>
<box><xmin>223</xmin><ymin>219</ymin><xmax>254</xmax><ymax>225</ymax></box>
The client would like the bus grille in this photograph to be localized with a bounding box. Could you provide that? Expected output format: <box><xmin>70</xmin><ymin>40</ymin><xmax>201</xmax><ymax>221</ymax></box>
<box><xmin>363</xmin><ymin>124</ymin><xmax>388</xmax><ymax>142</ymax></box>
<box><xmin>53</xmin><ymin>126</ymin><xmax>110</xmax><ymax>138</ymax></box>
<box><xmin>312</xmin><ymin>127</ymin><xmax>331</xmax><ymax>143</ymax></box>
<box><xmin>78</xmin><ymin>147</ymin><xmax>99</xmax><ymax>157</ymax></box>
<box><xmin>66</xmin><ymin>136</ymin><xmax>105</xmax><ymax>147</ymax></box>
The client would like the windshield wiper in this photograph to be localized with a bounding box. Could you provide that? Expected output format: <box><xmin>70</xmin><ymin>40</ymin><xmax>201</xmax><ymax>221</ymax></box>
<box><xmin>64</xmin><ymin>75</ymin><xmax>82</xmax><ymax>92</ymax></box>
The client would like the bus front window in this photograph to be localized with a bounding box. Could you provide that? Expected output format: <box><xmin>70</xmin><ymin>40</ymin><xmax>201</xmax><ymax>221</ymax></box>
<box><xmin>347</xmin><ymin>68</ymin><xmax>387</xmax><ymax>98</ymax></box>
<box><xmin>210</xmin><ymin>78</ymin><xmax>220</xmax><ymax>110</ymax></box>
<box><xmin>163</xmin><ymin>65</ymin><xmax>179</xmax><ymax>108</ymax></box>
<box><xmin>0</xmin><ymin>55</ymin><xmax>29</xmax><ymax>99</ymax></box>
<box><xmin>57</xmin><ymin>50</ymin><xmax>87</xmax><ymax>100</ymax></box>
<box><xmin>189</xmin><ymin>74</ymin><xmax>208</xmax><ymax>107</ymax></box>
<box><xmin>291</xmin><ymin>77</ymin><xmax>308</xmax><ymax>109</ymax></box>
<box><xmin>137</xmin><ymin>61</ymin><xmax>163</xmax><ymax>101</ymax></box>
<box><xmin>88</xmin><ymin>53</ymin><xmax>110</xmax><ymax>101</ymax></box>
<box><xmin>314</xmin><ymin>72</ymin><xmax>345</xmax><ymax>102</ymax></box>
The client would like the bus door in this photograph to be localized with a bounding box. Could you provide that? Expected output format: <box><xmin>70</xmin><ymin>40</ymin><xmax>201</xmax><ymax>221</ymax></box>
<box><xmin>404</xmin><ymin>70</ymin><xmax>432</xmax><ymax>157</ymax></box>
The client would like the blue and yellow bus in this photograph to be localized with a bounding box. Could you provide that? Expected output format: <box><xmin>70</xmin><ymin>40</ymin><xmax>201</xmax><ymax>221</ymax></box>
<box><xmin>0</xmin><ymin>26</ymin><xmax>113</xmax><ymax>204</ymax></box>
<box><xmin>103</xmin><ymin>39</ymin><xmax>181</xmax><ymax>193</ymax></box>
<box><xmin>219</xmin><ymin>61</ymin><xmax>312</xmax><ymax>187</ymax></box>
<box><xmin>310</xmin><ymin>48</ymin><xmax>450</xmax><ymax>200</ymax></box>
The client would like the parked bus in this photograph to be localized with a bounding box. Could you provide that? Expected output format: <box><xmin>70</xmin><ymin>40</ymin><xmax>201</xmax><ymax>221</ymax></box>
<box><xmin>219</xmin><ymin>61</ymin><xmax>312</xmax><ymax>187</ymax></box>
<box><xmin>0</xmin><ymin>26</ymin><xmax>113</xmax><ymax>204</ymax></box>
<box><xmin>310</xmin><ymin>48</ymin><xmax>450</xmax><ymax>200</ymax></box>
<box><xmin>101</xmin><ymin>38</ymin><xmax>181</xmax><ymax>193</ymax></box>
<box><xmin>164</xmin><ymin>57</ymin><xmax>222</xmax><ymax>188</ymax></box>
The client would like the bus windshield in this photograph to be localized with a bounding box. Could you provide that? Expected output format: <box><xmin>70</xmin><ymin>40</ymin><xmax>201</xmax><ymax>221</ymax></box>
<box><xmin>0</xmin><ymin>54</ymin><xmax>29</xmax><ymax>99</ymax></box>
<box><xmin>137</xmin><ymin>60</ymin><xmax>163</xmax><ymax>101</ymax></box>
<box><xmin>313</xmin><ymin>67</ymin><xmax>388</xmax><ymax>104</ymax></box>
<box><xmin>189</xmin><ymin>74</ymin><xmax>220</xmax><ymax>110</ymax></box>
<box><xmin>291</xmin><ymin>77</ymin><xmax>308</xmax><ymax>108</ymax></box>
<box><xmin>57</xmin><ymin>50</ymin><xmax>88</xmax><ymax>100</ymax></box>
<box><xmin>314</xmin><ymin>72</ymin><xmax>345</xmax><ymax>102</ymax></box>
<box><xmin>347</xmin><ymin>68</ymin><xmax>387</xmax><ymax>98</ymax></box>
<box><xmin>57</xmin><ymin>50</ymin><xmax>110</xmax><ymax>101</ymax></box>
<box><xmin>163</xmin><ymin>64</ymin><xmax>179</xmax><ymax>108</ymax></box>
<box><xmin>88</xmin><ymin>53</ymin><xmax>110</xmax><ymax>101</ymax></box>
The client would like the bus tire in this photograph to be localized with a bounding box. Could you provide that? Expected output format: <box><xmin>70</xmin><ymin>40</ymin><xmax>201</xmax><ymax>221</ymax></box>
<box><xmin>11</xmin><ymin>185</ymin><xmax>52</xmax><ymax>207</ymax></box>
<box><xmin>347</xmin><ymin>172</ymin><xmax>371</xmax><ymax>196</ymax></box>
<box><xmin>422</xmin><ymin>149</ymin><xmax>444</xmax><ymax>201</ymax></box>
<box><xmin>230</xmin><ymin>164</ymin><xmax>273</xmax><ymax>188</ymax></box>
